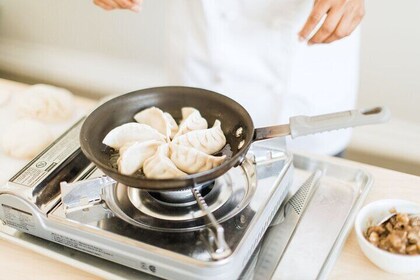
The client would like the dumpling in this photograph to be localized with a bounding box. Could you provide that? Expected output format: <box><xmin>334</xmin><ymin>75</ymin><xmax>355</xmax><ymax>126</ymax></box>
<box><xmin>164</xmin><ymin>112</ymin><xmax>178</xmax><ymax>139</ymax></box>
<box><xmin>117</xmin><ymin>140</ymin><xmax>162</xmax><ymax>175</ymax></box>
<box><xmin>143</xmin><ymin>144</ymin><xmax>187</xmax><ymax>179</ymax></box>
<box><xmin>172</xmin><ymin>120</ymin><xmax>226</xmax><ymax>155</ymax></box>
<box><xmin>170</xmin><ymin>143</ymin><xmax>226</xmax><ymax>174</ymax></box>
<box><xmin>134</xmin><ymin>107</ymin><xmax>171</xmax><ymax>140</ymax></box>
<box><xmin>102</xmin><ymin>123</ymin><xmax>166</xmax><ymax>150</ymax></box>
<box><xmin>174</xmin><ymin>107</ymin><xmax>208</xmax><ymax>137</ymax></box>
<box><xmin>1</xmin><ymin>119</ymin><xmax>53</xmax><ymax>159</ymax></box>
<box><xmin>15</xmin><ymin>84</ymin><xmax>75</xmax><ymax>122</ymax></box>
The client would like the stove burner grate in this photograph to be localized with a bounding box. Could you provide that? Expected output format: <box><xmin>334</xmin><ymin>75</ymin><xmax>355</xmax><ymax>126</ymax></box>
<box><xmin>148</xmin><ymin>181</ymin><xmax>214</xmax><ymax>207</ymax></box>
<box><xmin>105</xmin><ymin>164</ymin><xmax>255</xmax><ymax>232</ymax></box>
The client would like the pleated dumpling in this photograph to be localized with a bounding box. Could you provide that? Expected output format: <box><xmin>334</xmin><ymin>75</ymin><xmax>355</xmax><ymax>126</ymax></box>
<box><xmin>143</xmin><ymin>144</ymin><xmax>187</xmax><ymax>179</ymax></box>
<box><xmin>134</xmin><ymin>107</ymin><xmax>171</xmax><ymax>140</ymax></box>
<box><xmin>102</xmin><ymin>123</ymin><xmax>166</xmax><ymax>150</ymax></box>
<box><xmin>174</xmin><ymin>107</ymin><xmax>207</xmax><ymax>137</ymax></box>
<box><xmin>170</xmin><ymin>143</ymin><xmax>226</xmax><ymax>174</ymax></box>
<box><xmin>172</xmin><ymin>120</ymin><xmax>226</xmax><ymax>155</ymax></box>
<box><xmin>117</xmin><ymin>140</ymin><xmax>162</xmax><ymax>175</ymax></box>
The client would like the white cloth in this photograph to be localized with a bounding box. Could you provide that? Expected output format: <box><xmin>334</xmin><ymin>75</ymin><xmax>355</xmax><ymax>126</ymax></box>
<box><xmin>166</xmin><ymin>0</ymin><xmax>360</xmax><ymax>155</ymax></box>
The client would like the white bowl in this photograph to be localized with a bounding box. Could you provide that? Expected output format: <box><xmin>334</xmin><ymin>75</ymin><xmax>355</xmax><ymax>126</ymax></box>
<box><xmin>355</xmin><ymin>199</ymin><xmax>420</xmax><ymax>274</ymax></box>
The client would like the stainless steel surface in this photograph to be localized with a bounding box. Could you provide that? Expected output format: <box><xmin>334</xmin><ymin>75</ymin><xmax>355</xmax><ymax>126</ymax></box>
<box><xmin>104</xmin><ymin>159</ymin><xmax>256</xmax><ymax>232</ymax></box>
<box><xmin>0</xmin><ymin>146</ymin><xmax>373</xmax><ymax>280</ymax></box>
<box><xmin>191</xmin><ymin>187</ymin><xmax>231</xmax><ymax>260</ymax></box>
<box><xmin>61</xmin><ymin>176</ymin><xmax>116</xmax><ymax>212</ymax></box>
<box><xmin>273</xmin><ymin>154</ymin><xmax>373</xmax><ymax>279</ymax></box>
<box><xmin>270</xmin><ymin>169</ymin><xmax>324</xmax><ymax>226</ymax></box>
<box><xmin>254</xmin><ymin>170</ymin><xmax>322</xmax><ymax>280</ymax></box>
<box><xmin>253</xmin><ymin>124</ymin><xmax>291</xmax><ymax>141</ymax></box>
<box><xmin>60</xmin><ymin>176</ymin><xmax>117</xmax><ymax>222</ymax></box>
<box><xmin>48</xmin><ymin>145</ymin><xmax>292</xmax><ymax>279</ymax></box>
<box><xmin>152</xmin><ymin>184</ymin><xmax>209</xmax><ymax>206</ymax></box>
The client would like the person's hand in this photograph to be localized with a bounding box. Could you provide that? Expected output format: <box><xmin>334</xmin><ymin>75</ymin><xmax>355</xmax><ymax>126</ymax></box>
<box><xmin>93</xmin><ymin>0</ymin><xmax>143</xmax><ymax>12</ymax></box>
<box><xmin>298</xmin><ymin>0</ymin><xmax>365</xmax><ymax>44</ymax></box>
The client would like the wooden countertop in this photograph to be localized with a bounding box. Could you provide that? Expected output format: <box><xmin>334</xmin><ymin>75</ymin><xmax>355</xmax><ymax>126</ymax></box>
<box><xmin>1</xmin><ymin>79</ymin><xmax>420</xmax><ymax>280</ymax></box>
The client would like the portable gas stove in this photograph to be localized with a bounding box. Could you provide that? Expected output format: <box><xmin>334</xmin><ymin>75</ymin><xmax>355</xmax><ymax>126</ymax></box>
<box><xmin>0</xmin><ymin>119</ymin><xmax>293</xmax><ymax>280</ymax></box>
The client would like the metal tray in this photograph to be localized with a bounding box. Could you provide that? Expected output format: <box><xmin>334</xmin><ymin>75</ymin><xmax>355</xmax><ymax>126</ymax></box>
<box><xmin>272</xmin><ymin>153</ymin><xmax>373</xmax><ymax>279</ymax></box>
<box><xmin>0</xmin><ymin>153</ymin><xmax>373</xmax><ymax>280</ymax></box>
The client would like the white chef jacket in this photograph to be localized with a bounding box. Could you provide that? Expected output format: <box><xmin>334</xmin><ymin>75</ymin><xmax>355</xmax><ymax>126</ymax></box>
<box><xmin>165</xmin><ymin>0</ymin><xmax>360</xmax><ymax>155</ymax></box>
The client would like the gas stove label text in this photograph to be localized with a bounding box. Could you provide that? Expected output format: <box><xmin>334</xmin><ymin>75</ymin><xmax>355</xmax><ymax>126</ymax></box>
<box><xmin>51</xmin><ymin>232</ymin><xmax>114</xmax><ymax>259</ymax></box>
<box><xmin>2</xmin><ymin>205</ymin><xmax>35</xmax><ymax>234</ymax></box>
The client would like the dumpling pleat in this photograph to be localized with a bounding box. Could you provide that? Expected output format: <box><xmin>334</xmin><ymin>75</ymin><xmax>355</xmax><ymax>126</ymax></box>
<box><xmin>170</xmin><ymin>143</ymin><xmax>226</xmax><ymax>174</ymax></box>
<box><xmin>143</xmin><ymin>144</ymin><xmax>187</xmax><ymax>179</ymax></box>
<box><xmin>172</xmin><ymin>120</ymin><xmax>226</xmax><ymax>155</ymax></box>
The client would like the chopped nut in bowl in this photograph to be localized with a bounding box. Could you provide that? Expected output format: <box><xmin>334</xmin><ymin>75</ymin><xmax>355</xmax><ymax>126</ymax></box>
<box><xmin>355</xmin><ymin>199</ymin><xmax>420</xmax><ymax>274</ymax></box>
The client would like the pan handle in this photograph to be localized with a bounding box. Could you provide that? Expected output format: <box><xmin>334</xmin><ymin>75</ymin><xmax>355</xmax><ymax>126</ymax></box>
<box><xmin>289</xmin><ymin>106</ymin><xmax>391</xmax><ymax>138</ymax></box>
<box><xmin>253</xmin><ymin>106</ymin><xmax>390</xmax><ymax>141</ymax></box>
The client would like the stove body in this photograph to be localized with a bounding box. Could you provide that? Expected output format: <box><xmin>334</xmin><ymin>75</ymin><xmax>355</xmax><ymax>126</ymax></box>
<box><xmin>0</xmin><ymin>120</ymin><xmax>293</xmax><ymax>280</ymax></box>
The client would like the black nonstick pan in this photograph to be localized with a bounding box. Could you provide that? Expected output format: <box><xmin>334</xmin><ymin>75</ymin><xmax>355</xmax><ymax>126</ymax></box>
<box><xmin>80</xmin><ymin>86</ymin><xmax>389</xmax><ymax>191</ymax></box>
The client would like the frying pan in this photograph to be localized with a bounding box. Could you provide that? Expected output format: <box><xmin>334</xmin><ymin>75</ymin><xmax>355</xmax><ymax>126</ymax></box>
<box><xmin>80</xmin><ymin>86</ymin><xmax>390</xmax><ymax>191</ymax></box>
